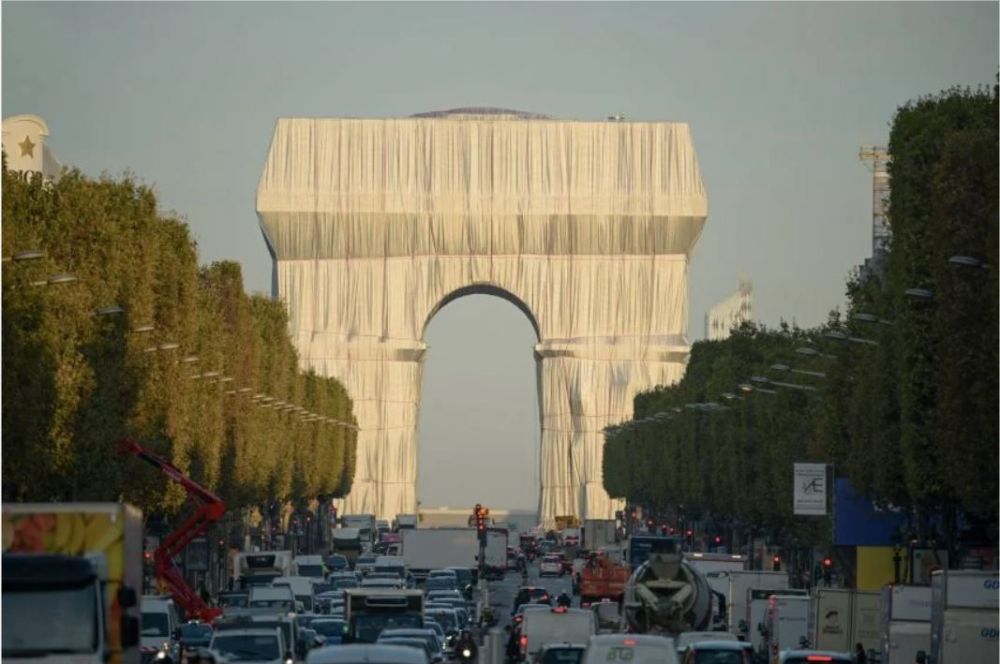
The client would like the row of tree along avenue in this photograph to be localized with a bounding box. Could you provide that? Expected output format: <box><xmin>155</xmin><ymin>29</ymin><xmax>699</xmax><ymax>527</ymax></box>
<box><xmin>603</xmin><ymin>86</ymin><xmax>998</xmax><ymax>569</ymax></box>
<box><xmin>2</xmin><ymin>161</ymin><xmax>358</xmax><ymax>521</ymax></box>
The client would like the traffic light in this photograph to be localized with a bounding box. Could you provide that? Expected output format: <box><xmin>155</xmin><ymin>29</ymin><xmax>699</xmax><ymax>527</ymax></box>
<box><xmin>772</xmin><ymin>554</ymin><xmax>781</xmax><ymax>571</ymax></box>
<box><xmin>474</xmin><ymin>504</ymin><xmax>487</xmax><ymax>539</ymax></box>
<box><xmin>685</xmin><ymin>529</ymin><xmax>693</xmax><ymax>543</ymax></box>
<box><xmin>713</xmin><ymin>535</ymin><xmax>722</xmax><ymax>545</ymax></box>
<box><xmin>822</xmin><ymin>557</ymin><xmax>833</xmax><ymax>585</ymax></box>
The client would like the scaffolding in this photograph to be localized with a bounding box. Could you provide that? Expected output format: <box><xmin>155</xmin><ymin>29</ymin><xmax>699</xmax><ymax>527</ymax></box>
<box><xmin>859</xmin><ymin>146</ymin><xmax>890</xmax><ymax>255</ymax></box>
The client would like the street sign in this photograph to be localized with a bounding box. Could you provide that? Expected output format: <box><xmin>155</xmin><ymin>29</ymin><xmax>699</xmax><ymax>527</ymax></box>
<box><xmin>793</xmin><ymin>463</ymin><xmax>828</xmax><ymax>515</ymax></box>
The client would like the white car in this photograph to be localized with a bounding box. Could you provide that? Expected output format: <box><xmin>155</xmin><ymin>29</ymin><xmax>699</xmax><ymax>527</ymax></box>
<box><xmin>583</xmin><ymin>634</ymin><xmax>679</xmax><ymax>664</ymax></box>
<box><xmin>306</xmin><ymin>644</ymin><xmax>427</xmax><ymax>664</ymax></box>
<box><xmin>209</xmin><ymin>626</ymin><xmax>290</xmax><ymax>664</ymax></box>
<box><xmin>539</xmin><ymin>555</ymin><xmax>564</xmax><ymax>577</ymax></box>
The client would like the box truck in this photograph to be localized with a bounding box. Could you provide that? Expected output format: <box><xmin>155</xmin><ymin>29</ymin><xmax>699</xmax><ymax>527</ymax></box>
<box><xmin>2</xmin><ymin>503</ymin><xmax>144</xmax><ymax>664</ymax></box>
<box><xmin>400</xmin><ymin>528</ymin><xmax>479</xmax><ymax>580</ymax></box>
<box><xmin>813</xmin><ymin>588</ymin><xmax>881</xmax><ymax>653</ymax></box>
<box><xmin>724</xmin><ymin>570</ymin><xmax>789</xmax><ymax>636</ymax></box>
<box><xmin>929</xmin><ymin>569</ymin><xmax>999</xmax><ymax>664</ymax></box>
<box><xmin>880</xmin><ymin>584</ymin><xmax>932</xmax><ymax>664</ymax></box>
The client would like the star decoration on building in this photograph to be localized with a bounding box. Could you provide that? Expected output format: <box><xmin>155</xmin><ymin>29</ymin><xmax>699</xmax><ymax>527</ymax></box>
<box><xmin>18</xmin><ymin>135</ymin><xmax>35</xmax><ymax>158</ymax></box>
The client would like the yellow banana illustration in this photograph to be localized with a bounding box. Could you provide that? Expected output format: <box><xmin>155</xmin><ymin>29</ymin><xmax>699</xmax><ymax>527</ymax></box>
<box><xmin>105</xmin><ymin>537</ymin><xmax>124</xmax><ymax>579</ymax></box>
<box><xmin>66</xmin><ymin>513</ymin><xmax>87</xmax><ymax>554</ymax></box>
<box><xmin>51</xmin><ymin>514</ymin><xmax>73</xmax><ymax>552</ymax></box>
<box><xmin>2</xmin><ymin>516</ymin><xmax>13</xmax><ymax>551</ymax></box>
<box><xmin>85</xmin><ymin>514</ymin><xmax>122</xmax><ymax>552</ymax></box>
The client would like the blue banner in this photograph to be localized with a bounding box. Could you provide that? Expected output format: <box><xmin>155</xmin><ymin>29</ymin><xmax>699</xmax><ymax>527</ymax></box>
<box><xmin>834</xmin><ymin>478</ymin><xmax>907</xmax><ymax>546</ymax></box>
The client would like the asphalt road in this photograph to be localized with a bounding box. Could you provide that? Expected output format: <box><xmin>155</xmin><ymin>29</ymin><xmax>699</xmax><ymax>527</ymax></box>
<box><xmin>485</xmin><ymin>560</ymin><xmax>575</xmax><ymax>629</ymax></box>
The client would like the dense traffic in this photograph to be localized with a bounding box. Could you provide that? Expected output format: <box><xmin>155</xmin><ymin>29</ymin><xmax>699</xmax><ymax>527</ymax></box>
<box><xmin>4</xmin><ymin>508</ymin><xmax>997</xmax><ymax>664</ymax></box>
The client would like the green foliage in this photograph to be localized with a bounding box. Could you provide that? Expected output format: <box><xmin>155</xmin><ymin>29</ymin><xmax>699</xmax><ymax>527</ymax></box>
<box><xmin>604</xmin><ymin>85</ymin><xmax>998</xmax><ymax>544</ymax></box>
<box><xmin>2</xmin><ymin>166</ymin><xmax>357</xmax><ymax>513</ymax></box>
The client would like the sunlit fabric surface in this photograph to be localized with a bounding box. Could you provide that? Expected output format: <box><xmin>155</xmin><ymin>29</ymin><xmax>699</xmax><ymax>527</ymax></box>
<box><xmin>257</xmin><ymin>113</ymin><xmax>707</xmax><ymax>526</ymax></box>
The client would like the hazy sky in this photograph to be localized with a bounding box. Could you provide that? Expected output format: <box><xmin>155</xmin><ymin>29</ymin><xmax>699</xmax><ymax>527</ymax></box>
<box><xmin>4</xmin><ymin>2</ymin><xmax>996</xmax><ymax>510</ymax></box>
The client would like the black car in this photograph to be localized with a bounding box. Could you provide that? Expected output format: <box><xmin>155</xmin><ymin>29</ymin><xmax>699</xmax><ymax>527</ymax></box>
<box><xmin>324</xmin><ymin>553</ymin><xmax>349</xmax><ymax>572</ymax></box>
<box><xmin>178</xmin><ymin>622</ymin><xmax>213</xmax><ymax>654</ymax></box>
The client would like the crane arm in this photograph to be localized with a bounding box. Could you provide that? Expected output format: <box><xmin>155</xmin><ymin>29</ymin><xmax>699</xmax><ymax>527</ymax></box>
<box><xmin>119</xmin><ymin>438</ymin><xmax>225</xmax><ymax>622</ymax></box>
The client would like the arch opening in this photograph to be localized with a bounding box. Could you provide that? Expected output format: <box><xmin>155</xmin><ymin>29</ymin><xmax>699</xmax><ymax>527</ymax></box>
<box><xmin>417</xmin><ymin>291</ymin><xmax>541</xmax><ymax>515</ymax></box>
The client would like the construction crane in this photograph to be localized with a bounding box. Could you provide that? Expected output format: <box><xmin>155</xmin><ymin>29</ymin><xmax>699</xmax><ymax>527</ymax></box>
<box><xmin>119</xmin><ymin>438</ymin><xmax>225</xmax><ymax>622</ymax></box>
<box><xmin>859</xmin><ymin>145</ymin><xmax>890</xmax><ymax>255</ymax></box>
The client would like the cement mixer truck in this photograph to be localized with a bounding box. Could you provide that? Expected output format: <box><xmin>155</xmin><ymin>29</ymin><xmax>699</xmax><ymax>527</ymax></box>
<box><xmin>622</xmin><ymin>538</ymin><xmax>715</xmax><ymax>635</ymax></box>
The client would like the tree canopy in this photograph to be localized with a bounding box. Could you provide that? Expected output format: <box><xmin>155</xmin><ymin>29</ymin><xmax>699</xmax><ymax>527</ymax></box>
<box><xmin>2</xmin><ymin>164</ymin><xmax>357</xmax><ymax>514</ymax></box>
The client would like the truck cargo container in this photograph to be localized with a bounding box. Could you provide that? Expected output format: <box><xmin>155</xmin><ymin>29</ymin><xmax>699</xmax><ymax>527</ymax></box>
<box><xmin>880</xmin><ymin>584</ymin><xmax>932</xmax><ymax>664</ymax></box>
<box><xmin>2</xmin><ymin>503</ymin><xmax>144</xmax><ymax>664</ymax></box>
<box><xmin>812</xmin><ymin>588</ymin><xmax>881</xmax><ymax>653</ymax></box>
<box><xmin>929</xmin><ymin>569</ymin><xmax>998</xmax><ymax>664</ymax></box>
<box><xmin>400</xmin><ymin>528</ymin><xmax>479</xmax><ymax>580</ymax></box>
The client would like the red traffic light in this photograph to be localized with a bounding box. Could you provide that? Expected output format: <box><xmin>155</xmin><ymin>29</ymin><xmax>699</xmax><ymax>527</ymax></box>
<box><xmin>685</xmin><ymin>529</ymin><xmax>693</xmax><ymax>537</ymax></box>
<box><xmin>714</xmin><ymin>536</ymin><xmax>722</xmax><ymax>544</ymax></box>
<box><xmin>823</xmin><ymin>557</ymin><xmax>833</xmax><ymax>567</ymax></box>
<box><xmin>772</xmin><ymin>555</ymin><xmax>781</xmax><ymax>563</ymax></box>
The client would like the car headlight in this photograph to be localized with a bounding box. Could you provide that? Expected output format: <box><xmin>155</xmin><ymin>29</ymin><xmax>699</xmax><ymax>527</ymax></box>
<box><xmin>155</xmin><ymin>651</ymin><xmax>167</xmax><ymax>660</ymax></box>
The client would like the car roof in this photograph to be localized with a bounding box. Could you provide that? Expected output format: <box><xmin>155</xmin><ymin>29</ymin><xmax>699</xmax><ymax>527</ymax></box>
<box><xmin>780</xmin><ymin>651</ymin><xmax>852</xmax><ymax>661</ymax></box>
<box><xmin>688</xmin><ymin>641</ymin><xmax>747</xmax><ymax>651</ymax></box>
<box><xmin>306</xmin><ymin>644</ymin><xmax>428</xmax><ymax>664</ymax></box>
<box><xmin>588</xmin><ymin>634</ymin><xmax>676</xmax><ymax>647</ymax></box>
<box><xmin>539</xmin><ymin>643</ymin><xmax>587</xmax><ymax>650</ymax></box>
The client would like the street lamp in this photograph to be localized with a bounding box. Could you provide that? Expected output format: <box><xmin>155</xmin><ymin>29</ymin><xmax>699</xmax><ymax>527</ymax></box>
<box><xmin>904</xmin><ymin>287</ymin><xmax>933</xmax><ymax>301</ymax></box>
<box><xmin>94</xmin><ymin>305</ymin><xmax>125</xmax><ymax>317</ymax></box>
<box><xmin>133</xmin><ymin>324</ymin><xmax>155</xmax><ymax>334</ymax></box>
<box><xmin>2</xmin><ymin>250</ymin><xmax>45</xmax><ymax>262</ymax></box>
<box><xmin>948</xmin><ymin>255</ymin><xmax>988</xmax><ymax>270</ymax></box>
<box><xmin>31</xmin><ymin>272</ymin><xmax>78</xmax><ymax>287</ymax></box>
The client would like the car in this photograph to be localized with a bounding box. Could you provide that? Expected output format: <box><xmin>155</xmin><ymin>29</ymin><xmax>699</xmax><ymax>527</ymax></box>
<box><xmin>679</xmin><ymin>640</ymin><xmax>753</xmax><ymax>664</ymax></box>
<box><xmin>519</xmin><ymin>608</ymin><xmax>595</xmax><ymax>663</ymax></box>
<box><xmin>209</xmin><ymin>626</ymin><xmax>290</xmax><ymax>664</ymax></box>
<box><xmin>583</xmin><ymin>634</ymin><xmax>679</xmax><ymax>664</ymax></box>
<box><xmin>378</xmin><ymin>629</ymin><xmax>444</xmax><ymax>663</ymax></box>
<box><xmin>777</xmin><ymin>651</ymin><xmax>853</xmax><ymax>664</ymax></box>
<box><xmin>323</xmin><ymin>554</ymin><xmax>349</xmax><ymax>573</ymax></box>
<box><xmin>329</xmin><ymin>577</ymin><xmax>359</xmax><ymax>591</ymax></box>
<box><xmin>425</xmin><ymin>589</ymin><xmax>463</xmax><ymax>602</ymax></box>
<box><xmin>539</xmin><ymin>555</ymin><xmax>564</xmax><ymax>577</ymax></box>
<box><xmin>361</xmin><ymin>577</ymin><xmax>405</xmax><ymax>589</ymax></box>
<box><xmin>141</xmin><ymin>595</ymin><xmax>181</xmax><ymax>664</ymax></box>
<box><xmin>179</xmin><ymin>622</ymin><xmax>215</xmax><ymax>655</ymax></box>
<box><xmin>376</xmin><ymin>637</ymin><xmax>438</xmax><ymax>664</ymax></box>
<box><xmin>305</xmin><ymin>644</ymin><xmax>428</xmax><ymax>664</ymax></box>
<box><xmin>537</xmin><ymin>643</ymin><xmax>587</xmax><ymax>664</ymax></box>
<box><xmin>443</xmin><ymin>567</ymin><xmax>474</xmax><ymax>591</ymax></box>
<box><xmin>513</xmin><ymin>586</ymin><xmax>552</xmax><ymax>613</ymax></box>
<box><xmin>427</xmin><ymin>569</ymin><xmax>458</xmax><ymax>580</ymax></box>
<box><xmin>675</xmin><ymin>631</ymin><xmax>738</xmax><ymax>655</ymax></box>
<box><xmin>423</xmin><ymin>608</ymin><xmax>461</xmax><ymax>636</ymax></box>
<box><xmin>309</xmin><ymin>619</ymin><xmax>346</xmax><ymax>645</ymax></box>
<box><xmin>219</xmin><ymin>592</ymin><xmax>250</xmax><ymax>609</ymax></box>
<box><xmin>355</xmin><ymin>553</ymin><xmax>379</xmax><ymax>575</ymax></box>
<box><xmin>423</xmin><ymin>576</ymin><xmax>459</xmax><ymax>592</ymax></box>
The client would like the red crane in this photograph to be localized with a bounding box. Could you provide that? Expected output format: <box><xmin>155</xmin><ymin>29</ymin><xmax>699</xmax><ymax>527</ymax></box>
<box><xmin>119</xmin><ymin>438</ymin><xmax>225</xmax><ymax>622</ymax></box>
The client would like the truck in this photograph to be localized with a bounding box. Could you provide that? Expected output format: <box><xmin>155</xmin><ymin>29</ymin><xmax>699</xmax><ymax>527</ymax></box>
<box><xmin>813</xmin><ymin>588</ymin><xmax>881</xmax><ymax>654</ymax></box>
<box><xmin>341</xmin><ymin>515</ymin><xmax>376</xmax><ymax>547</ymax></box>
<box><xmin>880</xmin><ymin>584</ymin><xmax>932</xmax><ymax>664</ymax></box>
<box><xmin>622</xmin><ymin>544</ymin><xmax>714</xmax><ymax>635</ymax></box>
<box><xmin>723</xmin><ymin>570</ymin><xmax>789</xmax><ymax>637</ymax></box>
<box><xmin>762</xmin><ymin>594</ymin><xmax>810</xmax><ymax>661</ymax></box>
<box><xmin>394</xmin><ymin>514</ymin><xmax>419</xmax><ymax>531</ymax></box>
<box><xmin>2</xmin><ymin>503</ymin><xmax>144</xmax><ymax>664</ymax></box>
<box><xmin>344</xmin><ymin>588</ymin><xmax>424</xmax><ymax>643</ymax></box>
<box><xmin>929</xmin><ymin>569</ymin><xmax>999</xmax><ymax>664</ymax></box>
<box><xmin>233</xmin><ymin>550</ymin><xmax>293</xmax><ymax>587</ymax></box>
<box><xmin>331</xmin><ymin>528</ymin><xmax>363</xmax><ymax>564</ymax></box>
<box><xmin>519</xmin><ymin>607</ymin><xmax>596</xmax><ymax>662</ymax></box>
<box><xmin>485</xmin><ymin>528</ymin><xmax>509</xmax><ymax>580</ymax></box>
<box><xmin>626</xmin><ymin>535</ymin><xmax>683</xmax><ymax>570</ymax></box>
<box><xmin>400</xmin><ymin>528</ymin><xmax>479</xmax><ymax>580</ymax></box>
<box><xmin>578</xmin><ymin>552</ymin><xmax>631</xmax><ymax>605</ymax></box>
<box><xmin>748</xmin><ymin>588</ymin><xmax>808</xmax><ymax>655</ymax></box>
<box><xmin>583</xmin><ymin>519</ymin><xmax>617</xmax><ymax>551</ymax></box>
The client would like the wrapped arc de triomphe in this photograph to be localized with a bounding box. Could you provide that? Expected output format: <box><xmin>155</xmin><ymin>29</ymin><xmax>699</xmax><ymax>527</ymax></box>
<box><xmin>256</xmin><ymin>109</ymin><xmax>707</xmax><ymax>527</ymax></box>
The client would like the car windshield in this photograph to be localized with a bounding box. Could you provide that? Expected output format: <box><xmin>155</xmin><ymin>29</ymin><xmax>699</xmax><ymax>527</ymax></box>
<box><xmin>311</xmin><ymin>621</ymin><xmax>345</xmax><ymax>637</ymax></box>
<box><xmin>2</xmin><ymin>586</ymin><xmax>99</xmax><ymax>656</ymax></box>
<box><xmin>250</xmin><ymin>599</ymin><xmax>293</xmax><ymax>609</ymax></box>
<box><xmin>211</xmin><ymin>634</ymin><xmax>280</xmax><ymax>662</ymax></box>
<box><xmin>180</xmin><ymin>624</ymin><xmax>213</xmax><ymax>640</ymax></box>
<box><xmin>425</xmin><ymin>578</ymin><xmax>456</xmax><ymax>591</ymax></box>
<box><xmin>220</xmin><ymin>594</ymin><xmax>249</xmax><ymax>608</ymax></box>
<box><xmin>141</xmin><ymin>612</ymin><xmax>170</xmax><ymax>636</ymax></box>
<box><xmin>425</xmin><ymin>612</ymin><xmax>456</xmax><ymax>632</ymax></box>
<box><xmin>541</xmin><ymin>648</ymin><xmax>584</xmax><ymax>664</ymax></box>
<box><xmin>352</xmin><ymin>613</ymin><xmax>423</xmax><ymax>643</ymax></box>
<box><xmin>297</xmin><ymin>565</ymin><xmax>324</xmax><ymax>578</ymax></box>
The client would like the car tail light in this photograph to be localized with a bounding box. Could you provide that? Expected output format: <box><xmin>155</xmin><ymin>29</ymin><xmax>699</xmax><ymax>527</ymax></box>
<box><xmin>623</xmin><ymin>639</ymin><xmax>636</xmax><ymax>646</ymax></box>
<box><xmin>552</xmin><ymin>607</ymin><xmax>567</xmax><ymax>613</ymax></box>
<box><xmin>520</xmin><ymin>635</ymin><xmax>528</xmax><ymax>654</ymax></box>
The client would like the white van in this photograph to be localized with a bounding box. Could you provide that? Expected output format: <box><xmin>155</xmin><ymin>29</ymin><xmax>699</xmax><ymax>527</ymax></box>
<box><xmin>141</xmin><ymin>595</ymin><xmax>181</xmax><ymax>663</ymax></box>
<box><xmin>273</xmin><ymin>576</ymin><xmax>318</xmax><ymax>612</ymax></box>
<box><xmin>520</xmin><ymin>607</ymin><xmax>595</xmax><ymax>662</ymax></box>
<box><xmin>583</xmin><ymin>634</ymin><xmax>679</xmax><ymax>664</ymax></box>
<box><xmin>249</xmin><ymin>585</ymin><xmax>296</xmax><ymax>614</ymax></box>
<box><xmin>292</xmin><ymin>555</ymin><xmax>327</xmax><ymax>579</ymax></box>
